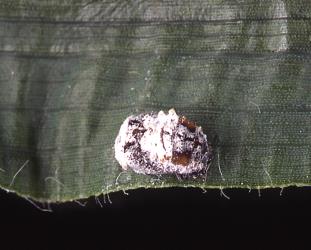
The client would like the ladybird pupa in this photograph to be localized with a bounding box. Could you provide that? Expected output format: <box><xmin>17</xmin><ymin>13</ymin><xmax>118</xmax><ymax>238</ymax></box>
<box><xmin>114</xmin><ymin>109</ymin><xmax>213</xmax><ymax>177</ymax></box>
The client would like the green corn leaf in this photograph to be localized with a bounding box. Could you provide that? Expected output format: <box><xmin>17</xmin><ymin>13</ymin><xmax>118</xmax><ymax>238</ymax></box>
<box><xmin>0</xmin><ymin>0</ymin><xmax>311</xmax><ymax>202</ymax></box>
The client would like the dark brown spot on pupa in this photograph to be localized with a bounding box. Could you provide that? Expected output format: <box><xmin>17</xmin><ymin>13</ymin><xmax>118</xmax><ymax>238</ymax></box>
<box><xmin>179</xmin><ymin>116</ymin><xmax>196</xmax><ymax>132</ymax></box>
<box><xmin>172</xmin><ymin>151</ymin><xmax>192</xmax><ymax>166</ymax></box>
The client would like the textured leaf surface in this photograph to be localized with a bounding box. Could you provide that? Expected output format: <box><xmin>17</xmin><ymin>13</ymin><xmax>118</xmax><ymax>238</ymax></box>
<box><xmin>0</xmin><ymin>0</ymin><xmax>311</xmax><ymax>202</ymax></box>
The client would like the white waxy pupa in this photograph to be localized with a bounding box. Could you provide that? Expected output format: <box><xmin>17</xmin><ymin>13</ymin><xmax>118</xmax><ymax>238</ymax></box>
<box><xmin>114</xmin><ymin>109</ymin><xmax>213</xmax><ymax>177</ymax></box>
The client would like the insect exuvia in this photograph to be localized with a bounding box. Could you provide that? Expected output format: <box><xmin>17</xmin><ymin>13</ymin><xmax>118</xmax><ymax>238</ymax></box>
<box><xmin>114</xmin><ymin>109</ymin><xmax>213</xmax><ymax>177</ymax></box>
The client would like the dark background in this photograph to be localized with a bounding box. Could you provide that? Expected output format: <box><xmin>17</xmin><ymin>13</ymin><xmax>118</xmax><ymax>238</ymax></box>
<box><xmin>0</xmin><ymin>187</ymin><xmax>310</xmax><ymax>249</ymax></box>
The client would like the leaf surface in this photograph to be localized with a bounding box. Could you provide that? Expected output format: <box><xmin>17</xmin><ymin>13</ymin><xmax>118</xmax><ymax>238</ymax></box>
<box><xmin>0</xmin><ymin>0</ymin><xmax>310</xmax><ymax>201</ymax></box>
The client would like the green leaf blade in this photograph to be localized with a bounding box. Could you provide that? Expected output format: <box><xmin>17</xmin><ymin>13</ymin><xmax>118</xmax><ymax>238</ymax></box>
<box><xmin>0</xmin><ymin>0</ymin><xmax>311</xmax><ymax>202</ymax></box>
